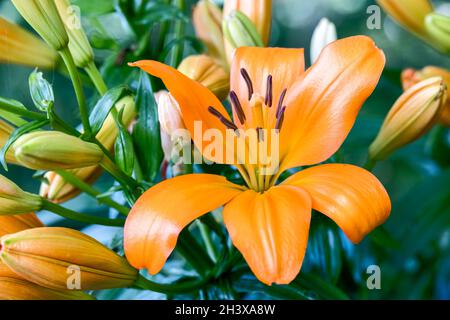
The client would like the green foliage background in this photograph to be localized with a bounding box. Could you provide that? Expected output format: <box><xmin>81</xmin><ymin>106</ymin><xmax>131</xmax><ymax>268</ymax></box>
<box><xmin>1</xmin><ymin>0</ymin><xmax>450</xmax><ymax>299</ymax></box>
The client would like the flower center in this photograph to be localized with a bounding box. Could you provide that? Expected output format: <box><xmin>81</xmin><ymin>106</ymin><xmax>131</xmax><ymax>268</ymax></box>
<box><xmin>208</xmin><ymin>68</ymin><xmax>288</xmax><ymax>192</ymax></box>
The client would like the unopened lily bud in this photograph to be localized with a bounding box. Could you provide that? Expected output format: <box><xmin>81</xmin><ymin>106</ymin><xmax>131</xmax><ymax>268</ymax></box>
<box><xmin>223</xmin><ymin>10</ymin><xmax>264</xmax><ymax>53</ymax></box>
<box><xmin>223</xmin><ymin>0</ymin><xmax>272</xmax><ymax>46</ymax></box>
<box><xmin>193</xmin><ymin>0</ymin><xmax>226</xmax><ymax>63</ymax></box>
<box><xmin>310</xmin><ymin>18</ymin><xmax>337</xmax><ymax>64</ymax></box>
<box><xmin>402</xmin><ymin>67</ymin><xmax>450</xmax><ymax>126</ymax></box>
<box><xmin>0</xmin><ymin>17</ymin><xmax>58</xmax><ymax>69</ymax></box>
<box><xmin>40</xmin><ymin>96</ymin><xmax>136</xmax><ymax>203</ymax></box>
<box><xmin>178</xmin><ymin>55</ymin><xmax>230</xmax><ymax>100</ymax></box>
<box><xmin>14</xmin><ymin>131</ymin><xmax>104</xmax><ymax>170</ymax></box>
<box><xmin>0</xmin><ymin>213</ymin><xmax>43</xmax><ymax>237</ymax></box>
<box><xmin>0</xmin><ymin>277</ymin><xmax>94</xmax><ymax>300</ymax></box>
<box><xmin>29</xmin><ymin>69</ymin><xmax>54</xmax><ymax>112</ymax></box>
<box><xmin>0</xmin><ymin>121</ymin><xmax>18</xmax><ymax>165</ymax></box>
<box><xmin>425</xmin><ymin>13</ymin><xmax>450</xmax><ymax>54</ymax></box>
<box><xmin>376</xmin><ymin>0</ymin><xmax>433</xmax><ymax>37</ymax></box>
<box><xmin>11</xmin><ymin>0</ymin><xmax>69</xmax><ymax>51</ymax></box>
<box><xmin>0</xmin><ymin>227</ymin><xmax>138</xmax><ymax>290</ymax></box>
<box><xmin>0</xmin><ymin>175</ymin><xmax>42</xmax><ymax>215</ymax></box>
<box><xmin>55</xmin><ymin>0</ymin><xmax>94</xmax><ymax>68</ymax></box>
<box><xmin>369</xmin><ymin>77</ymin><xmax>447</xmax><ymax>161</ymax></box>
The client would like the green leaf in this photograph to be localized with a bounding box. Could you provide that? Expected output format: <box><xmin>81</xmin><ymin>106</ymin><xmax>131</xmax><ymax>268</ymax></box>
<box><xmin>89</xmin><ymin>86</ymin><xmax>132</xmax><ymax>136</ymax></box>
<box><xmin>28</xmin><ymin>69</ymin><xmax>54</xmax><ymax>112</ymax></box>
<box><xmin>0</xmin><ymin>97</ymin><xmax>28</xmax><ymax>126</ymax></box>
<box><xmin>113</xmin><ymin>109</ymin><xmax>135</xmax><ymax>176</ymax></box>
<box><xmin>132</xmin><ymin>71</ymin><xmax>163</xmax><ymax>182</ymax></box>
<box><xmin>0</xmin><ymin>119</ymin><xmax>49</xmax><ymax>170</ymax></box>
<box><xmin>295</xmin><ymin>272</ymin><xmax>349</xmax><ymax>300</ymax></box>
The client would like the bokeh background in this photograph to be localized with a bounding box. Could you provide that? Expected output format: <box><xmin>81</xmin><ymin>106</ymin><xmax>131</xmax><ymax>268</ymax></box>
<box><xmin>1</xmin><ymin>0</ymin><xmax>450</xmax><ymax>299</ymax></box>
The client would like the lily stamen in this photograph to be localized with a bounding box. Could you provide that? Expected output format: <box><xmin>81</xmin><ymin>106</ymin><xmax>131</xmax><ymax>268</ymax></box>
<box><xmin>277</xmin><ymin>88</ymin><xmax>287</xmax><ymax>118</ymax></box>
<box><xmin>208</xmin><ymin>106</ymin><xmax>238</xmax><ymax>130</ymax></box>
<box><xmin>275</xmin><ymin>106</ymin><xmax>286</xmax><ymax>131</ymax></box>
<box><xmin>265</xmin><ymin>75</ymin><xmax>273</xmax><ymax>107</ymax></box>
<box><xmin>240</xmin><ymin>68</ymin><xmax>254</xmax><ymax>100</ymax></box>
<box><xmin>230</xmin><ymin>90</ymin><xmax>246</xmax><ymax>125</ymax></box>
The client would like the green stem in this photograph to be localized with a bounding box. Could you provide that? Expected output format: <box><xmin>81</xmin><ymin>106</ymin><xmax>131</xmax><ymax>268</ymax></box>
<box><xmin>0</xmin><ymin>98</ymin><xmax>47</xmax><ymax>121</ymax></box>
<box><xmin>100</xmin><ymin>156</ymin><xmax>140</xmax><ymax>190</ymax></box>
<box><xmin>169</xmin><ymin>0</ymin><xmax>186</xmax><ymax>68</ymax></box>
<box><xmin>55</xmin><ymin>169</ymin><xmax>130</xmax><ymax>216</ymax></box>
<box><xmin>135</xmin><ymin>274</ymin><xmax>209</xmax><ymax>294</ymax></box>
<box><xmin>85</xmin><ymin>62</ymin><xmax>108</xmax><ymax>96</ymax></box>
<box><xmin>42</xmin><ymin>199</ymin><xmax>125</xmax><ymax>227</ymax></box>
<box><xmin>59</xmin><ymin>47</ymin><xmax>92</xmax><ymax>137</ymax></box>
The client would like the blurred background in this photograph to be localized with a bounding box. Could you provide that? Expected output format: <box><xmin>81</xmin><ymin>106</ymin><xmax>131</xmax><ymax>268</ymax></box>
<box><xmin>1</xmin><ymin>0</ymin><xmax>450</xmax><ymax>299</ymax></box>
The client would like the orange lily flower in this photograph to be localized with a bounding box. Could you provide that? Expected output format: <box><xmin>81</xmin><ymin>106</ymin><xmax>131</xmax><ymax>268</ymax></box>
<box><xmin>124</xmin><ymin>36</ymin><xmax>391</xmax><ymax>285</ymax></box>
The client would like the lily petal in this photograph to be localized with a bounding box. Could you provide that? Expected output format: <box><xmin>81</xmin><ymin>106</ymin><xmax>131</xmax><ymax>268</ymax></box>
<box><xmin>230</xmin><ymin>47</ymin><xmax>305</xmax><ymax>126</ymax></box>
<box><xmin>283</xmin><ymin>164</ymin><xmax>391</xmax><ymax>243</ymax></box>
<box><xmin>280</xmin><ymin>36</ymin><xmax>385</xmax><ymax>169</ymax></box>
<box><xmin>124</xmin><ymin>174</ymin><xmax>243</xmax><ymax>274</ymax></box>
<box><xmin>223</xmin><ymin>185</ymin><xmax>311</xmax><ymax>285</ymax></box>
<box><xmin>129</xmin><ymin>60</ymin><xmax>231</xmax><ymax>163</ymax></box>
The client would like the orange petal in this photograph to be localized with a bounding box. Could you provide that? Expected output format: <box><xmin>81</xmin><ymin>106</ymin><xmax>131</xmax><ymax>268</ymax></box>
<box><xmin>124</xmin><ymin>174</ymin><xmax>243</xmax><ymax>274</ymax></box>
<box><xmin>129</xmin><ymin>60</ymin><xmax>231</xmax><ymax>163</ymax></box>
<box><xmin>280</xmin><ymin>36</ymin><xmax>385</xmax><ymax>169</ymax></box>
<box><xmin>223</xmin><ymin>185</ymin><xmax>311</xmax><ymax>285</ymax></box>
<box><xmin>230</xmin><ymin>47</ymin><xmax>305</xmax><ymax>127</ymax></box>
<box><xmin>283</xmin><ymin>164</ymin><xmax>391</xmax><ymax>243</ymax></box>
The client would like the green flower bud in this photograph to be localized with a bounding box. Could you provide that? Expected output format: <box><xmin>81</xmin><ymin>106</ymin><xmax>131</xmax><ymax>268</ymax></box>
<box><xmin>222</xmin><ymin>10</ymin><xmax>264</xmax><ymax>50</ymax></box>
<box><xmin>11</xmin><ymin>0</ymin><xmax>69</xmax><ymax>51</ymax></box>
<box><xmin>0</xmin><ymin>175</ymin><xmax>42</xmax><ymax>215</ymax></box>
<box><xmin>55</xmin><ymin>0</ymin><xmax>94</xmax><ymax>68</ymax></box>
<box><xmin>14</xmin><ymin>131</ymin><xmax>104</xmax><ymax>170</ymax></box>
<box><xmin>425</xmin><ymin>13</ymin><xmax>450</xmax><ymax>54</ymax></box>
<box><xmin>29</xmin><ymin>69</ymin><xmax>54</xmax><ymax>112</ymax></box>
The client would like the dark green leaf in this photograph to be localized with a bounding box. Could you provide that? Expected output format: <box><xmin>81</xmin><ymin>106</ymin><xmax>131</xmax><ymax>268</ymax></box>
<box><xmin>0</xmin><ymin>119</ymin><xmax>49</xmax><ymax>170</ymax></box>
<box><xmin>113</xmin><ymin>109</ymin><xmax>135</xmax><ymax>176</ymax></box>
<box><xmin>132</xmin><ymin>71</ymin><xmax>163</xmax><ymax>182</ymax></box>
<box><xmin>89</xmin><ymin>86</ymin><xmax>132</xmax><ymax>136</ymax></box>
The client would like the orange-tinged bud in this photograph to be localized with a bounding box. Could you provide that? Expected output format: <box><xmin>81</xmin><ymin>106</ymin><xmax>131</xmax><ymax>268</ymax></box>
<box><xmin>223</xmin><ymin>0</ymin><xmax>272</xmax><ymax>46</ymax></box>
<box><xmin>369</xmin><ymin>77</ymin><xmax>447</xmax><ymax>161</ymax></box>
<box><xmin>40</xmin><ymin>96</ymin><xmax>136</xmax><ymax>203</ymax></box>
<box><xmin>0</xmin><ymin>120</ymin><xmax>18</xmax><ymax>165</ymax></box>
<box><xmin>178</xmin><ymin>55</ymin><xmax>230</xmax><ymax>101</ymax></box>
<box><xmin>402</xmin><ymin>66</ymin><xmax>450</xmax><ymax>126</ymax></box>
<box><xmin>0</xmin><ymin>213</ymin><xmax>43</xmax><ymax>237</ymax></box>
<box><xmin>193</xmin><ymin>0</ymin><xmax>226</xmax><ymax>63</ymax></box>
<box><xmin>0</xmin><ymin>17</ymin><xmax>58</xmax><ymax>69</ymax></box>
<box><xmin>376</xmin><ymin>0</ymin><xmax>433</xmax><ymax>37</ymax></box>
<box><xmin>0</xmin><ymin>227</ymin><xmax>138</xmax><ymax>291</ymax></box>
<box><xmin>0</xmin><ymin>175</ymin><xmax>42</xmax><ymax>215</ymax></box>
<box><xmin>0</xmin><ymin>277</ymin><xmax>94</xmax><ymax>300</ymax></box>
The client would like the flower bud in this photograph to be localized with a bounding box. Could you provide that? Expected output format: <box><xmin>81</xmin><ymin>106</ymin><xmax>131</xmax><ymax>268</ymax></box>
<box><xmin>376</xmin><ymin>0</ymin><xmax>433</xmax><ymax>37</ymax></box>
<box><xmin>310</xmin><ymin>18</ymin><xmax>337</xmax><ymax>64</ymax></box>
<box><xmin>222</xmin><ymin>10</ymin><xmax>264</xmax><ymax>52</ymax></box>
<box><xmin>193</xmin><ymin>0</ymin><xmax>226</xmax><ymax>63</ymax></box>
<box><xmin>425</xmin><ymin>13</ymin><xmax>450</xmax><ymax>55</ymax></box>
<box><xmin>369</xmin><ymin>77</ymin><xmax>447</xmax><ymax>161</ymax></box>
<box><xmin>11</xmin><ymin>0</ymin><xmax>69</xmax><ymax>51</ymax></box>
<box><xmin>178</xmin><ymin>55</ymin><xmax>230</xmax><ymax>101</ymax></box>
<box><xmin>0</xmin><ymin>17</ymin><xmax>58</xmax><ymax>69</ymax></box>
<box><xmin>14</xmin><ymin>131</ymin><xmax>104</xmax><ymax>170</ymax></box>
<box><xmin>0</xmin><ymin>277</ymin><xmax>94</xmax><ymax>300</ymax></box>
<box><xmin>0</xmin><ymin>120</ymin><xmax>18</xmax><ymax>165</ymax></box>
<box><xmin>402</xmin><ymin>67</ymin><xmax>450</xmax><ymax>126</ymax></box>
<box><xmin>55</xmin><ymin>0</ymin><xmax>94</xmax><ymax>68</ymax></box>
<box><xmin>0</xmin><ymin>227</ymin><xmax>139</xmax><ymax>290</ymax></box>
<box><xmin>29</xmin><ymin>69</ymin><xmax>54</xmax><ymax>112</ymax></box>
<box><xmin>40</xmin><ymin>96</ymin><xmax>136</xmax><ymax>203</ymax></box>
<box><xmin>223</xmin><ymin>0</ymin><xmax>272</xmax><ymax>46</ymax></box>
<box><xmin>0</xmin><ymin>213</ymin><xmax>43</xmax><ymax>237</ymax></box>
<box><xmin>0</xmin><ymin>175</ymin><xmax>42</xmax><ymax>215</ymax></box>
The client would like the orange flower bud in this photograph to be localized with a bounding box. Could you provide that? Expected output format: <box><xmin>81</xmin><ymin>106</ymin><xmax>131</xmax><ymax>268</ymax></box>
<box><xmin>0</xmin><ymin>227</ymin><xmax>138</xmax><ymax>291</ymax></box>
<box><xmin>0</xmin><ymin>17</ymin><xmax>58</xmax><ymax>69</ymax></box>
<box><xmin>193</xmin><ymin>0</ymin><xmax>226</xmax><ymax>63</ymax></box>
<box><xmin>0</xmin><ymin>120</ymin><xmax>19</xmax><ymax>165</ymax></box>
<box><xmin>178</xmin><ymin>55</ymin><xmax>230</xmax><ymax>101</ymax></box>
<box><xmin>0</xmin><ymin>175</ymin><xmax>43</xmax><ymax>215</ymax></box>
<box><xmin>0</xmin><ymin>277</ymin><xmax>94</xmax><ymax>300</ymax></box>
<box><xmin>0</xmin><ymin>213</ymin><xmax>43</xmax><ymax>237</ymax></box>
<box><xmin>369</xmin><ymin>77</ymin><xmax>447</xmax><ymax>161</ymax></box>
<box><xmin>402</xmin><ymin>66</ymin><xmax>450</xmax><ymax>126</ymax></box>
